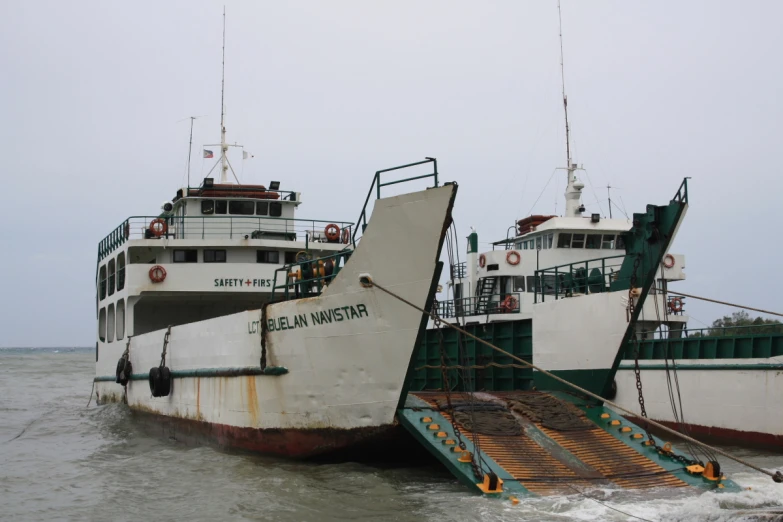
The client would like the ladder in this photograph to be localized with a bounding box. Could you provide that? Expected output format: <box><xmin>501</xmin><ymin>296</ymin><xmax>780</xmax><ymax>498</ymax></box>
<box><xmin>475</xmin><ymin>276</ymin><xmax>497</xmax><ymax>314</ymax></box>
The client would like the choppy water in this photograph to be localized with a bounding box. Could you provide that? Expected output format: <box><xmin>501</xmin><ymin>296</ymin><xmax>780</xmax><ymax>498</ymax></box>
<box><xmin>1</xmin><ymin>349</ymin><xmax>782</xmax><ymax>521</ymax></box>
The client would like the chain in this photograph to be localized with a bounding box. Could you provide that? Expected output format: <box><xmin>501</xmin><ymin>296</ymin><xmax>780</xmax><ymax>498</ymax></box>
<box><xmin>437</xmin><ymin>326</ymin><xmax>467</xmax><ymax>452</ymax></box>
<box><xmin>160</xmin><ymin>326</ymin><xmax>171</xmax><ymax>367</ymax></box>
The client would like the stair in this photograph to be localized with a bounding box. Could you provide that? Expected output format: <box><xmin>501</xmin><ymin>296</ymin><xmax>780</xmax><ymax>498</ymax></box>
<box><xmin>475</xmin><ymin>276</ymin><xmax>497</xmax><ymax>314</ymax></box>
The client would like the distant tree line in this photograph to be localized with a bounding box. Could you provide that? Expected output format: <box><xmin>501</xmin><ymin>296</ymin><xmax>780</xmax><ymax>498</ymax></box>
<box><xmin>689</xmin><ymin>310</ymin><xmax>783</xmax><ymax>337</ymax></box>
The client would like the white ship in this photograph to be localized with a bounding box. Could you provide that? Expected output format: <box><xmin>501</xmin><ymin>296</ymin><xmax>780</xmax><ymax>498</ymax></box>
<box><xmin>428</xmin><ymin>5</ymin><xmax>783</xmax><ymax>449</ymax></box>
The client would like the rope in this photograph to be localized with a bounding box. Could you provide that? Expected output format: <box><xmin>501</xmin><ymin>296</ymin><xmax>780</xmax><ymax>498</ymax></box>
<box><xmin>363</xmin><ymin>276</ymin><xmax>783</xmax><ymax>483</ymax></box>
<box><xmin>415</xmin><ymin>363</ymin><xmax>530</xmax><ymax>371</ymax></box>
<box><xmin>655</xmin><ymin>288</ymin><xmax>783</xmax><ymax>318</ymax></box>
<box><xmin>86</xmin><ymin>381</ymin><xmax>95</xmax><ymax>408</ymax></box>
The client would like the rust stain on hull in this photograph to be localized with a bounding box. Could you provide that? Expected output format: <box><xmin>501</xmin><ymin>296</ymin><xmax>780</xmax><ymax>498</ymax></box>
<box><xmin>246</xmin><ymin>375</ymin><xmax>259</xmax><ymax>426</ymax></box>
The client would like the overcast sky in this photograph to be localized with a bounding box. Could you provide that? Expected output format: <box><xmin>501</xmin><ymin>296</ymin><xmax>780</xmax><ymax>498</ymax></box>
<box><xmin>1</xmin><ymin>1</ymin><xmax>780</xmax><ymax>347</ymax></box>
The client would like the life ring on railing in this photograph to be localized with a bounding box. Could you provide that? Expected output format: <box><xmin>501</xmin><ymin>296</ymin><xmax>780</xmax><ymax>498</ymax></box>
<box><xmin>324</xmin><ymin>223</ymin><xmax>340</xmax><ymax>242</ymax></box>
<box><xmin>669</xmin><ymin>297</ymin><xmax>684</xmax><ymax>313</ymax></box>
<box><xmin>123</xmin><ymin>222</ymin><xmax>130</xmax><ymax>240</ymax></box>
<box><xmin>149</xmin><ymin>265</ymin><xmax>167</xmax><ymax>283</ymax></box>
<box><xmin>341</xmin><ymin>227</ymin><xmax>351</xmax><ymax>244</ymax></box>
<box><xmin>663</xmin><ymin>254</ymin><xmax>675</xmax><ymax>269</ymax></box>
<box><xmin>506</xmin><ymin>251</ymin><xmax>521</xmax><ymax>266</ymax></box>
<box><xmin>149</xmin><ymin>218</ymin><xmax>167</xmax><ymax>237</ymax></box>
<box><xmin>479</xmin><ymin>254</ymin><xmax>486</xmax><ymax>268</ymax></box>
<box><xmin>501</xmin><ymin>295</ymin><xmax>518</xmax><ymax>313</ymax></box>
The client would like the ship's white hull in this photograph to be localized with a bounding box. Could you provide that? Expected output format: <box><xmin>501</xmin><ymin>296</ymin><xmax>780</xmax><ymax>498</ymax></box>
<box><xmin>613</xmin><ymin>359</ymin><xmax>783</xmax><ymax>448</ymax></box>
<box><xmin>94</xmin><ymin>184</ymin><xmax>457</xmax><ymax>457</ymax></box>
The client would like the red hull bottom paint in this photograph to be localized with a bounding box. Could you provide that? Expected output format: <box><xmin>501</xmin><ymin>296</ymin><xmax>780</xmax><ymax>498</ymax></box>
<box><xmin>626</xmin><ymin>417</ymin><xmax>783</xmax><ymax>451</ymax></box>
<box><xmin>129</xmin><ymin>408</ymin><xmax>417</xmax><ymax>460</ymax></box>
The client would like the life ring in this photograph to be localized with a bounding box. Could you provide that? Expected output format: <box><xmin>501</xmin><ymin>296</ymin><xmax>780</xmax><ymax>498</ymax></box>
<box><xmin>669</xmin><ymin>297</ymin><xmax>684</xmax><ymax>313</ymax></box>
<box><xmin>324</xmin><ymin>223</ymin><xmax>340</xmax><ymax>242</ymax></box>
<box><xmin>479</xmin><ymin>254</ymin><xmax>486</xmax><ymax>268</ymax></box>
<box><xmin>663</xmin><ymin>254</ymin><xmax>675</xmax><ymax>269</ymax></box>
<box><xmin>500</xmin><ymin>295</ymin><xmax>518</xmax><ymax>313</ymax></box>
<box><xmin>149</xmin><ymin>265</ymin><xmax>167</xmax><ymax>283</ymax></box>
<box><xmin>341</xmin><ymin>227</ymin><xmax>351</xmax><ymax>244</ymax></box>
<box><xmin>506</xmin><ymin>251</ymin><xmax>521</xmax><ymax>266</ymax></box>
<box><xmin>123</xmin><ymin>222</ymin><xmax>130</xmax><ymax>240</ymax></box>
<box><xmin>149</xmin><ymin>218</ymin><xmax>168</xmax><ymax>237</ymax></box>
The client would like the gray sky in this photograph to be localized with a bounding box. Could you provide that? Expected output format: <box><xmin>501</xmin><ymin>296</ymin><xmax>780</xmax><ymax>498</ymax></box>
<box><xmin>1</xmin><ymin>1</ymin><xmax>781</xmax><ymax>347</ymax></box>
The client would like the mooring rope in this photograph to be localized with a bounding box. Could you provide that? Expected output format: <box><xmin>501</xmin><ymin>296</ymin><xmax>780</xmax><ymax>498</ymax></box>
<box><xmin>654</xmin><ymin>287</ymin><xmax>783</xmax><ymax>318</ymax></box>
<box><xmin>363</xmin><ymin>276</ymin><xmax>783</xmax><ymax>483</ymax></box>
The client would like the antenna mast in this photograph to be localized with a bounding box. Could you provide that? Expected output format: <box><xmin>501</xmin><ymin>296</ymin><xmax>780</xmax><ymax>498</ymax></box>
<box><xmin>557</xmin><ymin>0</ymin><xmax>584</xmax><ymax>217</ymax></box>
<box><xmin>186</xmin><ymin>116</ymin><xmax>201</xmax><ymax>189</ymax></box>
<box><xmin>607</xmin><ymin>183</ymin><xmax>613</xmax><ymax>219</ymax></box>
<box><xmin>219</xmin><ymin>5</ymin><xmax>228</xmax><ymax>183</ymax></box>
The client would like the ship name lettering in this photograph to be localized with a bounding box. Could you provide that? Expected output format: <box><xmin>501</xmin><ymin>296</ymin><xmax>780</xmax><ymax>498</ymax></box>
<box><xmin>264</xmin><ymin>304</ymin><xmax>369</xmax><ymax>333</ymax></box>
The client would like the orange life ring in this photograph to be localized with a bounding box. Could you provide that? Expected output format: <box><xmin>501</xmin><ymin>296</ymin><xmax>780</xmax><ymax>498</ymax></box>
<box><xmin>501</xmin><ymin>295</ymin><xmax>518</xmax><ymax>313</ymax></box>
<box><xmin>506</xmin><ymin>251</ymin><xmax>521</xmax><ymax>266</ymax></box>
<box><xmin>479</xmin><ymin>254</ymin><xmax>486</xmax><ymax>268</ymax></box>
<box><xmin>324</xmin><ymin>223</ymin><xmax>340</xmax><ymax>242</ymax></box>
<box><xmin>341</xmin><ymin>227</ymin><xmax>351</xmax><ymax>244</ymax></box>
<box><xmin>149</xmin><ymin>265</ymin><xmax>167</xmax><ymax>283</ymax></box>
<box><xmin>669</xmin><ymin>297</ymin><xmax>683</xmax><ymax>313</ymax></box>
<box><xmin>149</xmin><ymin>218</ymin><xmax>168</xmax><ymax>238</ymax></box>
<box><xmin>663</xmin><ymin>254</ymin><xmax>675</xmax><ymax>269</ymax></box>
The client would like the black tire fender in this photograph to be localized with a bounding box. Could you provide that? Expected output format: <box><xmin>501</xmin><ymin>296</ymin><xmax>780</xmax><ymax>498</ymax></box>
<box><xmin>149</xmin><ymin>366</ymin><xmax>161</xmax><ymax>397</ymax></box>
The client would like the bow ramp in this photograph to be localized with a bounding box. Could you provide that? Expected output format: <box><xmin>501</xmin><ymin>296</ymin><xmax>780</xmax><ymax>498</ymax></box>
<box><xmin>398</xmin><ymin>391</ymin><xmax>738</xmax><ymax>498</ymax></box>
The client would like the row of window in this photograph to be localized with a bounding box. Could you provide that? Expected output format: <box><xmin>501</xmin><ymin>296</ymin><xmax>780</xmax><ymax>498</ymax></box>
<box><xmin>171</xmin><ymin>249</ymin><xmax>297</xmax><ymax>264</ymax></box>
<box><xmin>516</xmin><ymin>233</ymin><xmax>625</xmax><ymax>251</ymax></box>
<box><xmin>98</xmin><ymin>300</ymin><xmax>125</xmax><ymax>343</ymax></box>
<box><xmin>201</xmin><ymin>200</ymin><xmax>283</xmax><ymax>217</ymax></box>
<box><xmin>99</xmin><ymin>253</ymin><xmax>126</xmax><ymax>301</ymax></box>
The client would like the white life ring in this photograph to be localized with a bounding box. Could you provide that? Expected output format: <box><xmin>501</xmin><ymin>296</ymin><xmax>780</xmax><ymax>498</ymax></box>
<box><xmin>663</xmin><ymin>254</ymin><xmax>675</xmax><ymax>269</ymax></box>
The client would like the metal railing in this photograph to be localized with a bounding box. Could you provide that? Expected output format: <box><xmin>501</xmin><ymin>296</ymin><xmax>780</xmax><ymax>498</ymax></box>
<box><xmin>450</xmin><ymin>262</ymin><xmax>466</xmax><ymax>279</ymax></box>
<box><xmin>534</xmin><ymin>255</ymin><xmax>628</xmax><ymax>303</ymax></box>
<box><xmin>435</xmin><ymin>292</ymin><xmax>521</xmax><ymax>318</ymax></box>
<box><xmin>98</xmin><ymin>215</ymin><xmax>353</xmax><ymax>261</ymax></box>
<box><xmin>353</xmin><ymin>158</ymin><xmax>439</xmax><ymax>244</ymax></box>
<box><xmin>636</xmin><ymin>323</ymin><xmax>783</xmax><ymax>341</ymax></box>
<box><xmin>271</xmin><ymin>250</ymin><xmax>353</xmax><ymax>300</ymax></box>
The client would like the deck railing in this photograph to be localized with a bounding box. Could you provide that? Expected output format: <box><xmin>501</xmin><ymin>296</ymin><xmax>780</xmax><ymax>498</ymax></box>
<box><xmin>435</xmin><ymin>292</ymin><xmax>522</xmax><ymax>318</ymax></box>
<box><xmin>534</xmin><ymin>254</ymin><xmax>628</xmax><ymax>303</ymax></box>
<box><xmin>98</xmin><ymin>215</ymin><xmax>353</xmax><ymax>261</ymax></box>
<box><xmin>271</xmin><ymin>250</ymin><xmax>353</xmax><ymax>300</ymax></box>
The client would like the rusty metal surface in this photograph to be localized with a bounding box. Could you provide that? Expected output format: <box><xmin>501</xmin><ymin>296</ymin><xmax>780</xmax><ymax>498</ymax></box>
<box><xmin>412</xmin><ymin>391</ymin><xmax>688</xmax><ymax>495</ymax></box>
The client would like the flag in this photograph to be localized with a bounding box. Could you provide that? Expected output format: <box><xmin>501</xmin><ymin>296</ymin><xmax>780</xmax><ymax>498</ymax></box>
<box><xmin>243</xmin><ymin>151</ymin><xmax>254</xmax><ymax>159</ymax></box>
<box><xmin>203</xmin><ymin>149</ymin><xmax>213</xmax><ymax>158</ymax></box>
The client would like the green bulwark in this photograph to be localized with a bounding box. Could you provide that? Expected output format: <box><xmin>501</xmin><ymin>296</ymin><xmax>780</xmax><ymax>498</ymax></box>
<box><xmin>407</xmin><ymin>319</ymin><xmax>533</xmax><ymax>392</ymax></box>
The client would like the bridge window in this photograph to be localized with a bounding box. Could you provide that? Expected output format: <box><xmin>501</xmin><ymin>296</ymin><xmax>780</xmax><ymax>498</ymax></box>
<box><xmin>173</xmin><ymin>249</ymin><xmax>198</xmax><ymax>263</ymax></box>
<box><xmin>586</xmin><ymin>234</ymin><xmax>601</xmax><ymax>249</ymax></box>
<box><xmin>201</xmin><ymin>200</ymin><xmax>215</xmax><ymax>214</ymax></box>
<box><xmin>99</xmin><ymin>265</ymin><xmax>107</xmax><ymax>300</ymax></box>
<box><xmin>546</xmin><ymin>233</ymin><xmax>553</xmax><ymax>249</ymax></box>
<box><xmin>557</xmin><ymin>233</ymin><xmax>571</xmax><ymax>248</ymax></box>
<box><xmin>536</xmin><ymin>236</ymin><xmax>542</xmax><ymax>250</ymax></box>
<box><xmin>526</xmin><ymin>275</ymin><xmax>537</xmax><ymax>293</ymax></box>
<box><xmin>601</xmin><ymin>234</ymin><xmax>616</xmax><ymax>249</ymax></box>
<box><xmin>284</xmin><ymin>251</ymin><xmax>297</xmax><ymax>264</ymax></box>
<box><xmin>229</xmin><ymin>201</ymin><xmax>255</xmax><ymax>215</ymax></box>
<box><xmin>514</xmin><ymin>276</ymin><xmax>525</xmax><ymax>292</ymax></box>
<box><xmin>215</xmin><ymin>200</ymin><xmax>227</xmax><ymax>214</ymax></box>
<box><xmin>270</xmin><ymin>202</ymin><xmax>282</xmax><ymax>217</ymax></box>
<box><xmin>108</xmin><ymin>258</ymin><xmax>116</xmax><ymax>296</ymax></box>
<box><xmin>107</xmin><ymin>303</ymin><xmax>115</xmax><ymax>343</ymax></box>
<box><xmin>116</xmin><ymin>299</ymin><xmax>125</xmax><ymax>340</ymax></box>
<box><xmin>571</xmin><ymin>234</ymin><xmax>585</xmax><ymax>248</ymax></box>
<box><xmin>98</xmin><ymin>307</ymin><xmax>106</xmax><ymax>342</ymax></box>
<box><xmin>616</xmin><ymin>235</ymin><xmax>626</xmax><ymax>250</ymax></box>
<box><xmin>257</xmin><ymin>250</ymin><xmax>280</xmax><ymax>264</ymax></box>
<box><xmin>204</xmin><ymin>249</ymin><xmax>226</xmax><ymax>263</ymax></box>
<box><xmin>257</xmin><ymin>202</ymin><xmax>269</xmax><ymax>216</ymax></box>
<box><xmin>117</xmin><ymin>252</ymin><xmax>126</xmax><ymax>290</ymax></box>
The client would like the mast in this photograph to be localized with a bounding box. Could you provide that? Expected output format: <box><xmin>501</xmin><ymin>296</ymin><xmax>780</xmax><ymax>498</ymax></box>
<box><xmin>187</xmin><ymin>116</ymin><xmax>197</xmax><ymax>188</ymax></box>
<box><xmin>557</xmin><ymin>0</ymin><xmax>584</xmax><ymax>217</ymax></box>
<box><xmin>220</xmin><ymin>5</ymin><xmax>228</xmax><ymax>184</ymax></box>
